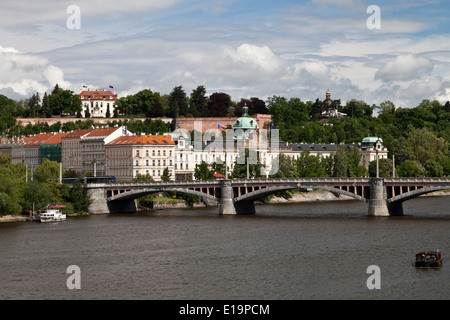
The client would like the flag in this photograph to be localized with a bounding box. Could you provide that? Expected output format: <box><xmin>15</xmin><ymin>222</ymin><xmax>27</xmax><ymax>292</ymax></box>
<box><xmin>82</xmin><ymin>85</ymin><xmax>87</xmax><ymax>88</ymax></box>
<box><xmin>218</xmin><ymin>123</ymin><xmax>225</xmax><ymax>130</ymax></box>
<box><xmin>109</xmin><ymin>85</ymin><xmax>114</xmax><ymax>89</ymax></box>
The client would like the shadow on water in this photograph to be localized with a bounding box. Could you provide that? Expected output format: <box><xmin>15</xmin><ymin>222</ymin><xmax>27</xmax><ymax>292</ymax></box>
<box><xmin>125</xmin><ymin>195</ymin><xmax>450</xmax><ymax>220</ymax></box>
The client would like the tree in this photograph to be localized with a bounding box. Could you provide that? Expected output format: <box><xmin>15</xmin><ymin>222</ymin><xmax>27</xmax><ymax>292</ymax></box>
<box><xmin>342</xmin><ymin>99</ymin><xmax>372</xmax><ymax>118</ymax></box>
<box><xmin>407</xmin><ymin>128</ymin><xmax>448</xmax><ymax>166</ymax></box>
<box><xmin>205</xmin><ymin>92</ymin><xmax>232</xmax><ymax>117</ymax></box>
<box><xmin>271</xmin><ymin>154</ymin><xmax>298</xmax><ymax>178</ymax></box>
<box><xmin>347</xmin><ymin>147</ymin><xmax>368</xmax><ymax>177</ymax></box>
<box><xmin>189</xmin><ymin>85</ymin><xmax>208</xmax><ymax>117</ymax></box>
<box><xmin>41</xmin><ymin>92</ymin><xmax>50</xmax><ymax>117</ymax></box>
<box><xmin>84</xmin><ymin>105</ymin><xmax>90</xmax><ymax>118</ymax></box>
<box><xmin>23</xmin><ymin>180</ymin><xmax>54</xmax><ymax>212</ymax></box>
<box><xmin>27</xmin><ymin>92</ymin><xmax>40</xmax><ymax>117</ymax></box>
<box><xmin>34</xmin><ymin>159</ymin><xmax>63</xmax><ymax>183</ymax></box>
<box><xmin>194</xmin><ymin>161</ymin><xmax>214</xmax><ymax>180</ymax></box>
<box><xmin>369</xmin><ymin>158</ymin><xmax>393</xmax><ymax>178</ymax></box>
<box><xmin>295</xmin><ymin>151</ymin><xmax>329</xmax><ymax>177</ymax></box>
<box><xmin>397</xmin><ymin>160</ymin><xmax>423</xmax><ymax>177</ymax></box>
<box><xmin>69</xmin><ymin>177</ymin><xmax>92</xmax><ymax>214</ymax></box>
<box><xmin>0</xmin><ymin>166</ymin><xmax>23</xmax><ymax>215</ymax></box>
<box><xmin>169</xmin><ymin>85</ymin><xmax>188</xmax><ymax>117</ymax></box>
<box><xmin>235</xmin><ymin>97</ymin><xmax>267</xmax><ymax>116</ymax></box>
<box><xmin>231</xmin><ymin>148</ymin><xmax>263</xmax><ymax>178</ymax></box>
<box><xmin>161</xmin><ymin>167</ymin><xmax>171</xmax><ymax>181</ymax></box>
<box><xmin>424</xmin><ymin>160</ymin><xmax>444</xmax><ymax>177</ymax></box>
<box><xmin>309</xmin><ymin>98</ymin><xmax>323</xmax><ymax>121</ymax></box>
<box><xmin>46</xmin><ymin>85</ymin><xmax>82</xmax><ymax>116</ymax></box>
<box><xmin>332</xmin><ymin>144</ymin><xmax>348</xmax><ymax>177</ymax></box>
<box><xmin>132</xmin><ymin>173</ymin><xmax>155</xmax><ymax>183</ymax></box>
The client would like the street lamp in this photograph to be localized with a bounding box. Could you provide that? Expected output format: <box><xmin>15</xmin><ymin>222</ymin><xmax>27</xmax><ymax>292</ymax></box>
<box><xmin>376</xmin><ymin>149</ymin><xmax>379</xmax><ymax>178</ymax></box>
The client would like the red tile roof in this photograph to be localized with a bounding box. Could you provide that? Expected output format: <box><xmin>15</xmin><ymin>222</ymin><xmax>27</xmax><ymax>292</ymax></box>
<box><xmin>107</xmin><ymin>135</ymin><xmax>175</xmax><ymax>146</ymax></box>
<box><xmin>84</xmin><ymin>127</ymin><xmax>119</xmax><ymax>138</ymax></box>
<box><xmin>62</xmin><ymin>129</ymin><xmax>93</xmax><ymax>138</ymax></box>
<box><xmin>78</xmin><ymin>90</ymin><xmax>117</xmax><ymax>101</ymax></box>
<box><xmin>41</xmin><ymin>132</ymin><xmax>70</xmax><ymax>145</ymax></box>
<box><xmin>25</xmin><ymin>133</ymin><xmax>54</xmax><ymax>146</ymax></box>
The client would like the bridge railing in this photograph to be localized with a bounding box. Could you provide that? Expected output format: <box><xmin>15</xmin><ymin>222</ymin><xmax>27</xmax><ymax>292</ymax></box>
<box><xmin>86</xmin><ymin>180</ymin><xmax>222</xmax><ymax>188</ymax></box>
<box><xmin>231</xmin><ymin>178</ymin><xmax>371</xmax><ymax>184</ymax></box>
<box><xmin>384</xmin><ymin>178</ymin><xmax>450</xmax><ymax>184</ymax></box>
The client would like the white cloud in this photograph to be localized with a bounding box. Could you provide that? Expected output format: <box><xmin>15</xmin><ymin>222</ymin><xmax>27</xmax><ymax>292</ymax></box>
<box><xmin>0</xmin><ymin>0</ymin><xmax>181</xmax><ymax>27</ymax></box>
<box><xmin>0</xmin><ymin>45</ymin><xmax>71</xmax><ymax>96</ymax></box>
<box><xmin>375</xmin><ymin>54</ymin><xmax>434</xmax><ymax>82</ymax></box>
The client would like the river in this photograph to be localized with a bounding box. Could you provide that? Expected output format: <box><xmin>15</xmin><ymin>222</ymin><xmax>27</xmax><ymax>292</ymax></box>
<box><xmin>1</xmin><ymin>196</ymin><xmax>449</xmax><ymax>300</ymax></box>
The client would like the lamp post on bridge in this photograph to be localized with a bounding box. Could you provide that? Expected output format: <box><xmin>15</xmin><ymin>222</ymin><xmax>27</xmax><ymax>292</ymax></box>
<box><xmin>376</xmin><ymin>150</ymin><xmax>379</xmax><ymax>178</ymax></box>
<box><xmin>392</xmin><ymin>151</ymin><xmax>396</xmax><ymax>178</ymax></box>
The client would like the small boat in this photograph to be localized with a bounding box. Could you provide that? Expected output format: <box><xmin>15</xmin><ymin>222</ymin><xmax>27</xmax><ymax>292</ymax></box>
<box><xmin>415</xmin><ymin>250</ymin><xmax>442</xmax><ymax>268</ymax></box>
<box><xmin>39</xmin><ymin>205</ymin><xmax>67</xmax><ymax>223</ymax></box>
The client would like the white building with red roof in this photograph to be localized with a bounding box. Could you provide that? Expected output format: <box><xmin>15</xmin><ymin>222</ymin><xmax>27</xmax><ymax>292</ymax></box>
<box><xmin>78</xmin><ymin>89</ymin><xmax>119</xmax><ymax>118</ymax></box>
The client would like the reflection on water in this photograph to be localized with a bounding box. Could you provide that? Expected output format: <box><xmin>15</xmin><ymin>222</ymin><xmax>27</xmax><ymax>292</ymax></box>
<box><xmin>0</xmin><ymin>196</ymin><xmax>449</xmax><ymax>300</ymax></box>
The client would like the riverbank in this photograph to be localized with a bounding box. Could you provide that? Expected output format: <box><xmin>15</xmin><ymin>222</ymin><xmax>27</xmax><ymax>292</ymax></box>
<box><xmin>0</xmin><ymin>215</ymin><xmax>27</xmax><ymax>223</ymax></box>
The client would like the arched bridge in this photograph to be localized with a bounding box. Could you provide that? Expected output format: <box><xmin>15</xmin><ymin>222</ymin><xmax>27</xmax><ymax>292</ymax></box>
<box><xmin>84</xmin><ymin>177</ymin><xmax>450</xmax><ymax>216</ymax></box>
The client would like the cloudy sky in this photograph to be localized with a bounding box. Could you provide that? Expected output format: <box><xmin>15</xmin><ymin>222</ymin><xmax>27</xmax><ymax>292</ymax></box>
<box><xmin>1</xmin><ymin>0</ymin><xmax>450</xmax><ymax>108</ymax></box>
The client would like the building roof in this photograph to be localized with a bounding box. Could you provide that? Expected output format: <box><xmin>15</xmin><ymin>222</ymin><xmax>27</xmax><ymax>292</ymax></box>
<box><xmin>107</xmin><ymin>135</ymin><xmax>175</xmax><ymax>146</ymax></box>
<box><xmin>41</xmin><ymin>132</ymin><xmax>70</xmax><ymax>145</ymax></box>
<box><xmin>25</xmin><ymin>133</ymin><xmax>54</xmax><ymax>146</ymax></box>
<box><xmin>362</xmin><ymin>137</ymin><xmax>383</xmax><ymax>143</ymax></box>
<box><xmin>233</xmin><ymin>105</ymin><xmax>259</xmax><ymax>130</ymax></box>
<box><xmin>78</xmin><ymin>90</ymin><xmax>118</xmax><ymax>101</ymax></box>
<box><xmin>288</xmin><ymin>143</ymin><xmax>360</xmax><ymax>152</ymax></box>
<box><xmin>84</xmin><ymin>127</ymin><xmax>119</xmax><ymax>138</ymax></box>
<box><xmin>62</xmin><ymin>129</ymin><xmax>94</xmax><ymax>139</ymax></box>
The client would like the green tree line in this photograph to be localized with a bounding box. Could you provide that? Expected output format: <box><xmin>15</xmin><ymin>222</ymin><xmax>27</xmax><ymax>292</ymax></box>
<box><xmin>0</xmin><ymin>157</ymin><xmax>91</xmax><ymax>217</ymax></box>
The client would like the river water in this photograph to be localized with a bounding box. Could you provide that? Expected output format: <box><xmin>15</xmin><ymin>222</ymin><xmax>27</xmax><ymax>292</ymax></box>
<box><xmin>1</xmin><ymin>196</ymin><xmax>449</xmax><ymax>300</ymax></box>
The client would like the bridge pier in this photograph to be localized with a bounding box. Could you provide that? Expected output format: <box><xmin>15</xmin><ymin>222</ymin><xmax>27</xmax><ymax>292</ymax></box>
<box><xmin>86</xmin><ymin>188</ymin><xmax>110</xmax><ymax>214</ymax></box>
<box><xmin>368</xmin><ymin>178</ymin><xmax>389</xmax><ymax>216</ymax></box>
<box><xmin>219</xmin><ymin>180</ymin><xmax>236</xmax><ymax>215</ymax></box>
<box><xmin>368</xmin><ymin>178</ymin><xmax>404</xmax><ymax>216</ymax></box>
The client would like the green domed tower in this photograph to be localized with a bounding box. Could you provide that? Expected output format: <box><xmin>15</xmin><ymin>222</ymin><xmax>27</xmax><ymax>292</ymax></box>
<box><xmin>232</xmin><ymin>103</ymin><xmax>259</xmax><ymax>140</ymax></box>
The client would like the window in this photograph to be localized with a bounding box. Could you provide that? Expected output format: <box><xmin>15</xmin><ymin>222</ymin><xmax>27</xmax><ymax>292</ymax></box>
<box><xmin>152</xmin><ymin>160</ymin><xmax>155</xmax><ymax>166</ymax></box>
<box><xmin>135</xmin><ymin>160</ymin><xmax>139</xmax><ymax>166</ymax></box>
<box><xmin>136</xmin><ymin>150</ymin><xmax>140</xmax><ymax>156</ymax></box>
<box><xmin>158</xmin><ymin>150</ymin><xmax>161</xmax><ymax>156</ymax></box>
<box><xmin>163</xmin><ymin>150</ymin><xmax>166</xmax><ymax>156</ymax></box>
<box><xmin>146</xmin><ymin>160</ymin><xmax>149</xmax><ymax>166</ymax></box>
<box><xmin>145</xmin><ymin>150</ymin><xmax>149</xmax><ymax>157</ymax></box>
<box><xmin>152</xmin><ymin>150</ymin><xmax>155</xmax><ymax>156</ymax></box>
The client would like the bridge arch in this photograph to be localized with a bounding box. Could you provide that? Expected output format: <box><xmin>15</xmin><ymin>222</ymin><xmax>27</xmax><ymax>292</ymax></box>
<box><xmin>108</xmin><ymin>187</ymin><xmax>219</xmax><ymax>203</ymax></box>
<box><xmin>234</xmin><ymin>184</ymin><xmax>368</xmax><ymax>203</ymax></box>
<box><xmin>388</xmin><ymin>185</ymin><xmax>450</xmax><ymax>204</ymax></box>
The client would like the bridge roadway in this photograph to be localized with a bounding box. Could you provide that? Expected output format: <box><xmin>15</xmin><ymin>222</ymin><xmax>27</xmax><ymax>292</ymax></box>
<box><xmin>84</xmin><ymin>177</ymin><xmax>450</xmax><ymax>216</ymax></box>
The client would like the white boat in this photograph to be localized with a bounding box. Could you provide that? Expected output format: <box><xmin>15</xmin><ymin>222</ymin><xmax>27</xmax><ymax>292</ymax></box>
<box><xmin>39</xmin><ymin>205</ymin><xmax>67</xmax><ymax>223</ymax></box>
